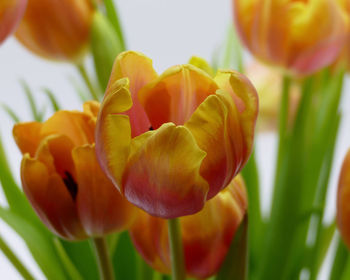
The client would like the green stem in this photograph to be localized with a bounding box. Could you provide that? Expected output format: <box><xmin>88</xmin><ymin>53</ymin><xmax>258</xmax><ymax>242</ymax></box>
<box><xmin>168</xmin><ymin>218</ymin><xmax>186</xmax><ymax>280</ymax></box>
<box><xmin>76</xmin><ymin>64</ymin><xmax>100</xmax><ymax>101</ymax></box>
<box><xmin>330</xmin><ymin>238</ymin><xmax>349</xmax><ymax>280</ymax></box>
<box><xmin>0</xmin><ymin>235</ymin><xmax>35</xmax><ymax>280</ymax></box>
<box><xmin>92</xmin><ymin>237</ymin><xmax>115</xmax><ymax>280</ymax></box>
<box><xmin>103</xmin><ymin>0</ymin><xmax>126</xmax><ymax>50</ymax></box>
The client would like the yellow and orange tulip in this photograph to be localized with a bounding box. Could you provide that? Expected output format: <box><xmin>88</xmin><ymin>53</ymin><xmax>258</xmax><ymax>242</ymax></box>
<box><xmin>337</xmin><ymin>0</ymin><xmax>350</xmax><ymax>69</ymax></box>
<box><xmin>233</xmin><ymin>0</ymin><xmax>347</xmax><ymax>75</ymax></box>
<box><xmin>13</xmin><ymin>102</ymin><xmax>136</xmax><ymax>240</ymax></box>
<box><xmin>15</xmin><ymin>0</ymin><xmax>94</xmax><ymax>61</ymax></box>
<box><xmin>130</xmin><ymin>175</ymin><xmax>247</xmax><ymax>279</ymax></box>
<box><xmin>95</xmin><ymin>51</ymin><xmax>258</xmax><ymax>218</ymax></box>
<box><xmin>245</xmin><ymin>61</ymin><xmax>300</xmax><ymax>131</ymax></box>
<box><xmin>337</xmin><ymin>149</ymin><xmax>350</xmax><ymax>248</ymax></box>
<box><xmin>0</xmin><ymin>0</ymin><xmax>27</xmax><ymax>44</ymax></box>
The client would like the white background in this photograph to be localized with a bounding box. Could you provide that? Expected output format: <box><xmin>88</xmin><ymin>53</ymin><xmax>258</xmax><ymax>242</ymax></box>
<box><xmin>0</xmin><ymin>0</ymin><xmax>349</xmax><ymax>279</ymax></box>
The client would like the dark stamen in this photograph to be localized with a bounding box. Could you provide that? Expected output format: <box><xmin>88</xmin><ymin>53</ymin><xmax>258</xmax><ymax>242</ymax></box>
<box><xmin>149</xmin><ymin>126</ymin><xmax>154</xmax><ymax>131</ymax></box>
<box><xmin>63</xmin><ymin>171</ymin><xmax>78</xmax><ymax>201</ymax></box>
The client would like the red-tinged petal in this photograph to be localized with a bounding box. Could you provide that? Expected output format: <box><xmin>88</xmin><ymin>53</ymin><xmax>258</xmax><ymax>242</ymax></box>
<box><xmin>215</xmin><ymin>70</ymin><xmax>258</xmax><ymax>163</ymax></box>
<box><xmin>184</xmin><ymin>91</ymin><xmax>245</xmax><ymax>199</ymax></box>
<box><xmin>0</xmin><ymin>0</ymin><xmax>27</xmax><ymax>44</ymax></box>
<box><xmin>130</xmin><ymin>175</ymin><xmax>248</xmax><ymax>278</ymax></box>
<box><xmin>106</xmin><ymin>51</ymin><xmax>158</xmax><ymax>137</ymax></box>
<box><xmin>138</xmin><ymin>65</ymin><xmax>219</xmax><ymax>129</ymax></box>
<box><xmin>21</xmin><ymin>154</ymin><xmax>86</xmax><ymax>240</ymax></box>
<box><xmin>122</xmin><ymin>123</ymin><xmax>209</xmax><ymax>218</ymax></box>
<box><xmin>95</xmin><ymin>78</ymin><xmax>133</xmax><ymax>189</ymax></box>
<box><xmin>73</xmin><ymin>144</ymin><xmax>137</xmax><ymax>236</ymax></box>
<box><xmin>41</xmin><ymin>111</ymin><xmax>95</xmax><ymax>147</ymax></box>
<box><xmin>337</xmin><ymin>150</ymin><xmax>350</xmax><ymax>249</ymax></box>
<box><xmin>13</xmin><ymin>122</ymin><xmax>43</xmax><ymax>156</ymax></box>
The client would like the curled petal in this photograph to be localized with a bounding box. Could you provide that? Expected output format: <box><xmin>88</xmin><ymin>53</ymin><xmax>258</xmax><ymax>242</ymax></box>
<box><xmin>185</xmin><ymin>89</ymin><xmax>247</xmax><ymax>199</ymax></box>
<box><xmin>106</xmin><ymin>51</ymin><xmax>158</xmax><ymax>137</ymax></box>
<box><xmin>122</xmin><ymin>123</ymin><xmax>209</xmax><ymax>218</ymax></box>
<box><xmin>13</xmin><ymin>122</ymin><xmax>43</xmax><ymax>157</ymax></box>
<box><xmin>139</xmin><ymin>65</ymin><xmax>219</xmax><ymax>129</ymax></box>
<box><xmin>21</xmin><ymin>155</ymin><xmax>86</xmax><ymax>240</ymax></box>
<box><xmin>73</xmin><ymin>144</ymin><xmax>137</xmax><ymax>236</ymax></box>
<box><xmin>215</xmin><ymin>70</ymin><xmax>258</xmax><ymax>163</ymax></box>
<box><xmin>337</xmin><ymin>150</ymin><xmax>350</xmax><ymax>249</ymax></box>
<box><xmin>83</xmin><ymin>100</ymin><xmax>100</xmax><ymax>120</ymax></box>
<box><xmin>95</xmin><ymin>79</ymin><xmax>133</xmax><ymax>188</ymax></box>
<box><xmin>41</xmin><ymin>111</ymin><xmax>95</xmax><ymax>147</ymax></box>
<box><xmin>130</xmin><ymin>175</ymin><xmax>248</xmax><ymax>278</ymax></box>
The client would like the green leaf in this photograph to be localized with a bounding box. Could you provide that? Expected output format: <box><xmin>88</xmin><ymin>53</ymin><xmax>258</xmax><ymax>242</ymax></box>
<box><xmin>112</xmin><ymin>231</ymin><xmax>138</xmax><ymax>280</ymax></box>
<box><xmin>60</xmin><ymin>239</ymin><xmax>99</xmax><ymax>280</ymax></box>
<box><xmin>215</xmin><ymin>215</ymin><xmax>248</xmax><ymax>280</ymax></box>
<box><xmin>0</xmin><ymin>134</ymin><xmax>37</xmax><ymax>223</ymax></box>
<box><xmin>103</xmin><ymin>0</ymin><xmax>126</xmax><ymax>50</ymax></box>
<box><xmin>91</xmin><ymin>11</ymin><xmax>123</xmax><ymax>92</ymax></box>
<box><xmin>20</xmin><ymin>80</ymin><xmax>41</xmax><ymax>121</ymax></box>
<box><xmin>330</xmin><ymin>238</ymin><xmax>349</xmax><ymax>280</ymax></box>
<box><xmin>53</xmin><ymin>238</ymin><xmax>84</xmax><ymax>280</ymax></box>
<box><xmin>1</xmin><ymin>104</ymin><xmax>20</xmax><ymax>123</ymax></box>
<box><xmin>0</xmin><ymin>207</ymin><xmax>67</xmax><ymax>280</ymax></box>
<box><xmin>42</xmin><ymin>88</ymin><xmax>61</xmax><ymax>112</ymax></box>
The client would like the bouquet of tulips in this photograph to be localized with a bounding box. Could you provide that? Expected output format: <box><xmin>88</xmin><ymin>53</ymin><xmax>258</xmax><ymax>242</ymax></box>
<box><xmin>0</xmin><ymin>0</ymin><xmax>350</xmax><ymax>279</ymax></box>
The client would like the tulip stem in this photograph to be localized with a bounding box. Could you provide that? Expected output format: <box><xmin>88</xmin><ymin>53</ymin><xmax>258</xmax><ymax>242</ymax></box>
<box><xmin>168</xmin><ymin>218</ymin><xmax>186</xmax><ymax>280</ymax></box>
<box><xmin>92</xmin><ymin>237</ymin><xmax>115</xmax><ymax>280</ymax></box>
<box><xmin>0</xmin><ymin>235</ymin><xmax>35</xmax><ymax>280</ymax></box>
<box><xmin>76</xmin><ymin>63</ymin><xmax>100</xmax><ymax>101</ymax></box>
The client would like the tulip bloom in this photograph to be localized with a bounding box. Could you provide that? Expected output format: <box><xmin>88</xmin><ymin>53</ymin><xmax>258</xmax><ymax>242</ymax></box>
<box><xmin>95</xmin><ymin>51</ymin><xmax>258</xmax><ymax>218</ymax></box>
<box><xmin>0</xmin><ymin>0</ymin><xmax>27</xmax><ymax>44</ymax></box>
<box><xmin>246</xmin><ymin>61</ymin><xmax>300</xmax><ymax>131</ymax></box>
<box><xmin>233</xmin><ymin>0</ymin><xmax>347</xmax><ymax>75</ymax></box>
<box><xmin>130</xmin><ymin>175</ymin><xmax>247</xmax><ymax>279</ymax></box>
<box><xmin>15</xmin><ymin>0</ymin><xmax>94</xmax><ymax>61</ymax></box>
<box><xmin>338</xmin><ymin>0</ymin><xmax>350</xmax><ymax>69</ymax></box>
<box><xmin>13</xmin><ymin>102</ymin><xmax>136</xmax><ymax>240</ymax></box>
<box><xmin>337</xmin><ymin>149</ymin><xmax>350</xmax><ymax>249</ymax></box>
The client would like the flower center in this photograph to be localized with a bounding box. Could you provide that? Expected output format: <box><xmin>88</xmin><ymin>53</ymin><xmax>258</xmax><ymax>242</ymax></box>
<box><xmin>63</xmin><ymin>171</ymin><xmax>78</xmax><ymax>201</ymax></box>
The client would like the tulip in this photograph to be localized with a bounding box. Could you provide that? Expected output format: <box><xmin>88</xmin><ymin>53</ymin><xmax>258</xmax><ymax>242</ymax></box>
<box><xmin>0</xmin><ymin>0</ymin><xmax>27</xmax><ymax>44</ymax></box>
<box><xmin>15</xmin><ymin>0</ymin><xmax>94</xmax><ymax>61</ymax></box>
<box><xmin>13</xmin><ymin>101</ymin><xmax>136</xmax><ymax>240</ymax></box>
<box><xmin>245</xmin><ymin>61</ymin><xmax>300</xmax><ymax>131</ymax></box>
<box><xmin>337</xmin><ymin>0</ymin><xmax>350</xmax><ymax>69</ymax></box>
<box><xmin>233</xmin><ymin>0</ymin><xmax>348</xmax><ymax>75</ymax></box>
<box><xmin>130</xmin><ymin>175</ymin><xmax>247</xmax><ymax>279</ymax></box>
<box><xmin>95</xmin><ymin>51</ymin><xmax>258</xmax><ymax>218</ymax></box>
<box><xmin>337</xmin><ymin>149</ymin><xmax>350</xmax><ymax>249</ymax></box>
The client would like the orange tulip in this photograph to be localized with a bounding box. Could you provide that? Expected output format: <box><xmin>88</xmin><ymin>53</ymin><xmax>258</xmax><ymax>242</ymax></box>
<box><xmin>15</xmin><ymin>0</ymin><xmax>94</xmax><ymax>61</ymax></box>
<box><xmin>95</xmin><ymin>51</ymin><xmax>258</xmax><ymax>218</ymax></box>
<box><xmin>130</xmin><ymin>175</ymin><xmax>247</xmax><ymax>279</ymax></box>
<box><xmin>13</xmin><ymin>101</ymin><xmax>136</xmax><ymax>240</ymax></box>
<box><xmin>0</xmin><ymin>0</ymin><xmax>27</xmax><ymax>44</ymax></box>
<box><xmin>337</xmin><ymin>149</ymin><xmax>350</xmax><ymax>248</ymax></box>
<box><xmin>233</xmin><ymin>0</ymin><xmax>348</xmax><ymax>75</ymax></box>
<box><xmin>337</xmin><ymin>0</ymin><xmax>350</xmax><ymax>69</ymax></box>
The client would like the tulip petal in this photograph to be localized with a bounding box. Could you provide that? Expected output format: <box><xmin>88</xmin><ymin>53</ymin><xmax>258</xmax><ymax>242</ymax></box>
<box><xmin>188</xmin><ymin>56</ymin><xmax>215</xmax><ymax>77</ymax></box>
<box><xmin>96</xmin><ymin>79</ymin><xmax>133</xmax><ymax>189</ymax></box>
<box><xmin>139</xmin><ymin>65</ymin><xmax>219</xmax><ymax>129</ymax></box>
<box><xmin>215</xmin><ymin>70</ymin><xmax>258</xmax><ymax>160</ymax></box>
<box><xmin>72</xmin><ymin>144</ymin><xmax>136</xmax><ymax>236</ymax></box>
<box><xmin>41</xmin><ymin>111</ymin><xmax>95</xmax><ymax>147</ymax></box>
<box><xmin>21</xmin><ymin>154</ymin><xmax>86</xmax><ymax>240</ymax></box>
<box><xmin>122</xmin><ymin>123</ymin><xmax>209</xmax><ymax>218</ymax></box>
<box><xmin>83</xmin><ymin>100</ymin><xmax>100</xmax><ymax>120</ymax></box>
<box><xmin>130</xmin><ymin>175</ymin><xmax>248</xmax><ymax>278</ymax></box>
<box><xmin>106</xmin><ymin>51</ymin><xmax>158</xmax><ymax>137</ymax></box>
<box><xmin>184</xmin><ymin>91</ymin><xmax>245</xmax><ymax>199</ymax></box>
<box><xmin>13</xmin><ymin>122</ymin><xmax>43</xmax><ymax>156</ymax></box>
